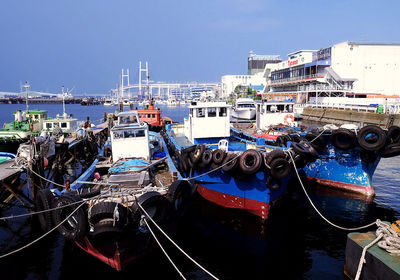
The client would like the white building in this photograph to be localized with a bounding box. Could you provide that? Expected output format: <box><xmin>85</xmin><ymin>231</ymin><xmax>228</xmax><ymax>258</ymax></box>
<box><xmin>221</xmin><ymin>73</ymin><xmax>266</xmax><ymax>98</ymax></box>
<box><xmin>263</xmin><ymin>42</ymin><xmax>400</xmax><ymax>101</ymax></box>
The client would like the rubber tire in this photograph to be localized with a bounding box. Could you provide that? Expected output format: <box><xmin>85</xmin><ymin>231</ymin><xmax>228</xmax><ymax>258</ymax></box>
<box><xmin>89</xmin><ymin>201</ymin><xmax>127</xmax><ymax>226</ymax></box>
<box><xmin>222</xmin><ymin>153</ymin><xmax>240</xmax><ymax>172</ymax></box>
<box><xmin>34</xmin><ymin>189</ymin><xmax>55</xmax><ymax>232</ymax></box>
<box><xmin>190</xmin><ymin>144</ymin><xmax>205</xmax><ymax>164</ymax></box>
<box><xmin>291</xmin><ymin>141</ymin><xmax>312</xmax><ymax>158</ymax></box>
<box><xmin>276</xmin><ymin>136</ymin><xmax>286</xmax><ymax>147</ymax></box>
<box><xmin>269</xmin><ymin>158</ymin><xmax>291</xmax><ymax>180</ymax></box>
<box><xmin>91</xmin><ymin>219</ymin><xmax>124</xmax><ymax>240</ymax></box>
<box><xmin>52</xmin><ymin>194</ymin><xmax>87</xmax><ymax>241</ymax></box>
<box><xmin>167</xmin><ymin>180</ymin><xmax>193</xmax><ymax>217</ymax></box>
<box><xmin>387</xmin><ymin>126</ymin><xmax>400</xmax><ymax>144</ymax></box>
<box><xmin>381</xmin><ymin>143</ymin><xmax>400</xmax><ymax>158</ymax></box>
<box><xmin>331</xmin><ymin>128</ymin><xmax>357</xmax><ymax>150</ymax></box>
<box><xmin>239</xmin><ymin>149</ymin><xmax>263</xmax><ymax>175</ymax></box>
<box><xmin>305</xmin><ymin>132</ymin><xmax>326</xmax><ymax>153</ymax></box>
<box><xmin>212</xmin><ymin>149</ymin><xmax>226</xmax><ymax>164</ymax></box>
<box><xmin>264</xmin><ymin>150</ymin><xmax>287</xmax><ymax>168</ymax></box>
<box><xmin>357</xmin><ymin>125</ymin><xmax>387</xmax><ymax>151</ymax></box>
<box><xmin>132</xmin><ymin>191</ymin><xmax>174</xmax><ymax>228</ymax></box>
<box><xmin>178</xmin><ymin>152</ymin><xmax>189</xmax><ymax>173</ymax></box>
<box><xmin>360</xmin><ymin>149</ymin><xmax>378</xmax><ymax>163</ymax></box>
<box><xmin>201</xmin><ymin>149</ymin><xmax>213</xmax><ymax>166</ymax></box>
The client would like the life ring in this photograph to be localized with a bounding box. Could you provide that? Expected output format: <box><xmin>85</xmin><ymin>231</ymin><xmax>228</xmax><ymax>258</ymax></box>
<box><xmin>51</xmin><ymin>194</ymin><xmax>87</xmax><ymax>241</ymax></box>
<box><xmin>132</xmin><ymin>191</ymin><xmax>174</xmax><ymax>230</ymax></box>
<box><xmin>167</xmin><ymin>180</ymin><xmax>193</xmax><ymax>217</ymax></box>
<box><xmin>269</xmin><ymin>157</ymin><xmax>291</xmax><ymax>179</ymax></box>
<box><xmin>331</xmin><ymin>128</ymin><xmax>357</xmax><ymax>150</ymax></box>
<box><xmin>239</xmin><ymin>149</ymin><xmax>263</xmax><ymax>175</ymax></box>
<box><xmin>357</xmin><ymin>125</ymin><xmax>387</xmax><ymax>151</ymax></box>
<box><xmin>283</xmin><ymin>114</ymin><xmax>294</xmax><ymax>125</ymax></box>
<box><xmin>34</xmin><ymin>189</ymin><xmax>55</xmax><ymax>232</ymax></box>
<box><xmin>222</xmin><ymin>153</ymin><xmax>240</xmax><ymax>173</ymax></box>
<box><xmin>212</xmin><ymin>149</ymin><xmax>226</xmax><ymax>164</ymax></box>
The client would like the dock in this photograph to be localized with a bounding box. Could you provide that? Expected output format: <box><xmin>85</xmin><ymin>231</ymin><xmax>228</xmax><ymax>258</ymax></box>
<box><xmin>344</xmin><ymin>231</ymin><xmax>400</xmax><ymax>280</ymax></box>
<box><xmin>0</xmin><ymin>159</ymin><xmax>27</xmax><ymax>207</ymax></box>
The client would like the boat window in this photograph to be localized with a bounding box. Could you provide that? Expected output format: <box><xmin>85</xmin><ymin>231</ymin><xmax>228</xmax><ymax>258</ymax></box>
<box><xmin>135</xmin><ymin>129</ymin><xmax>145</xmax><ymax>137</ymax></box>
<box><xmin>124</xmin><ymin>130</ymin><xmax>136</xmax><ymax>138</ymax></box>
<box><xmin>113</xmin><ymin>131</ymin><xmax>124</xmax><ymax>139</ymax></box>
<box><xmin>61</xmin><ymin>122</ymin><xmax>67</xmax><ymax>128</ymax></box>
<box><xmin>46</xmin><ymin>123</ymin><xmax>52</xmax><ymax>129</ymax></box>
<box><xmin>207</xmin><ymin>108</ymin><xmax>216</xmax><ymax>117</ymax></box>
<box><xmin>197</xmin><ymin>108</ymin><xmax>205</xmax><ymax>118</ymax></box>
<box><xmin>152</xmin><ymin>114</ymin><xmax>155</xmax><ymax>118</ymax></box>
<box><xmin>219</xmin><ymin>107</ymin><xmax>227</xmax><ymax>117</ymax></box>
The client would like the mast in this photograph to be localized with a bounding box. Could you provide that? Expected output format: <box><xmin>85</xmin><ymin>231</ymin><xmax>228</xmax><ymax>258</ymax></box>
<box><xmin>23</xmin><ymin>81</ymin><xmax>30</xmax><ymax>113</ymax></box>
<box><xmin>62</xmin><ymin>86</ymin><xmax>66</xmax><ymax>118</ymax></box>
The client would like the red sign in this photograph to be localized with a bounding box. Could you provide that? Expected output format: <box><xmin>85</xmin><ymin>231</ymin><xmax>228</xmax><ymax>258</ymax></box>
<box><xmin>288</xmin><ymin>59</ymin><xmax>298</xmax><ymax>66</ymax></box>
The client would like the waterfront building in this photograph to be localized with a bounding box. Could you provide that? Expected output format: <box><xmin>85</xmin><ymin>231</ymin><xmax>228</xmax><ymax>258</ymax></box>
<box><xmin>262</xmin><ymin>42</ymin><xmax>400</xmax><ymax>102</ymax></box>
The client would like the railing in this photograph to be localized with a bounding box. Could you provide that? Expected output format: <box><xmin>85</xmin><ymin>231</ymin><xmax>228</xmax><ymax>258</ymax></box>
<box><xmin>269</xmin><ymin>74</ymin><xmax>323</xmax><ymax>85</ymax></box>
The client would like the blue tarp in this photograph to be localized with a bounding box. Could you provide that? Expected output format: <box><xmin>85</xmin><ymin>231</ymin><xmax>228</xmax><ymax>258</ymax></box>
<box><xmin>109</xmin><ymin>159</ymin><xmax>150</xmax><ymax>174</ymax></box>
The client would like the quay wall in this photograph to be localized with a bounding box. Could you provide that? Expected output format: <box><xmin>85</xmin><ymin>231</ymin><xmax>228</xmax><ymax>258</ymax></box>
<box><xmin>301</xmin><ymin>107</ymin><xmax>400</xmax><ymax>128</ymax></box>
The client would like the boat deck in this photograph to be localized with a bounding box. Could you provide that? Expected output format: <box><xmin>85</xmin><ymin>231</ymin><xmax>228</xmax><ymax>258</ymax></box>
<box><xmin>175</xmin><ymin>134</ymin><xmax>193</xmax><ymax>147</ymax></box>
<box><xmin>0</xmin><ymin>159</ymin><xmax>22</xmax><ymax>182</ymax></box>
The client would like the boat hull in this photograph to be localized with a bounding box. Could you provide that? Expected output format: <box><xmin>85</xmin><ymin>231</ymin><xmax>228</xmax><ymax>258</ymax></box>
<box><xmin>232</xmin><ymin>108</ymin><xmax>256</xmax><ymax>120</ymax></box>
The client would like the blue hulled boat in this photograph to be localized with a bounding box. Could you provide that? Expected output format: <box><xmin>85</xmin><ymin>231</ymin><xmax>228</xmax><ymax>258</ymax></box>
<box><xmin>162</xmin><ymin>101</ymin><xmax>317</xmax><ymax>220</ymax></box>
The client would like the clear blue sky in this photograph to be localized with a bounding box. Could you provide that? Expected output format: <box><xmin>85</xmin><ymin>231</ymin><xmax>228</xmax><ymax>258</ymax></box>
<box><xmin>0</xmin><ymin>0</ymin><xmax>398</xmax><ymax>94</ymax></box>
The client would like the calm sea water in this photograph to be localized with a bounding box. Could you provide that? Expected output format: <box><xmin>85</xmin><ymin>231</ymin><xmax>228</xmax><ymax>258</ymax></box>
<box><xmin>0</xmin><ymin>103</ymin><xmax>399</xmax><ymax>280</ymax></box>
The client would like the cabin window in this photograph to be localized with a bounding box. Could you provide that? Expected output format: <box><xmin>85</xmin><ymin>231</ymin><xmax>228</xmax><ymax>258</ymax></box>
<box><xmin>152</xmin><ymin>114</ymin><xmax>155</xmax><ymax>118</ymax></box>
<box><xmin>207</xmin><ymin>108</ymin><xmax>216</xmax><ymax>117</ymax></box>
<box><xmin>219</xmin><ymin>107</ymin><xmax>227</xmax><ymax>117</ymax></box>
<box><xmin>135</xmin><ymin>130</ymin><xmax>145</xmax><ymax>137</ymax></box>
<box><xmin>46</xmin><ymin>123</ymin><xmax>52</xmax><ymax>129</ymax></box>
<box><xmin>197</xmin><ymin>108</ymin><xmax>205</xmax><ymax>118</ymax></box>
<box><xmin>113</xmin><ymin>131</ymin><xmax>124</xmax><ymax>139</ymax></box>
<box><xmin>124</xmin><ymin>130</ymin><xmax>136</xmax><ymax>138</ymax></box>
<box><xmin>61</xmin><ymin>122</ymin><xmax>67</xmax><ymax>128</ymax></box>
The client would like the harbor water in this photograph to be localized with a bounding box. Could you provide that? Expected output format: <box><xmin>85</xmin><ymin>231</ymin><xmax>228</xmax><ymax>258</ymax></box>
<box><xmin>0</xmin><ymin>103</ymin><xmax>399</xmax><ymax>279</ymax></box>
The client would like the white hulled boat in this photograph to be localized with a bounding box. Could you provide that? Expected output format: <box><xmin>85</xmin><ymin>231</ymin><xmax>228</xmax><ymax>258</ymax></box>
<box><xmin>231</xmin><ymin>98</ymin><xmax>256</xmax><ymax>120</ymax></box>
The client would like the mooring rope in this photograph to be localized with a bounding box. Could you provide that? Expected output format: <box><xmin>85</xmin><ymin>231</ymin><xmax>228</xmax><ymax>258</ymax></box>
<box><xmin>0</xmin><ymin>201</ymin><xmax>86</xmax><ymax>259</ymax></box>
<box><xmin>140</xmin><ymin>216</ymin><xmax>186</xmax><ymax>280</ymax></box>
<box><xmin>288</xmin><ymin>151</ymin><xmax>377</xmax><ymax>231</ymax></box>
<box><xmin>137</xmin><ymin>201</ymin><xmax>219</xmax><ymax>280</ymax></box>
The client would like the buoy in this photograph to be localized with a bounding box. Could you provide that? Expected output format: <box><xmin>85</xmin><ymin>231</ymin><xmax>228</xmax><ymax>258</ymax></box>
<box><xmin>43</xmin><ymin>157</ymin><xmax>48</xmax><ymax>167</ymax></box>
<box><xmin>94</xmin><ymin>172</ymin><xmax>100</xmax><ymax>180</ymax></box>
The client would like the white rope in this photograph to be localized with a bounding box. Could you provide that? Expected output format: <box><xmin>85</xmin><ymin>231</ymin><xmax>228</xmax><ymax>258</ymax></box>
<box><xmin>0</xmin><ymin>201</ymin><xmax>86</xmax><ymax>259</ymax></box>
<box><xmin>141</xmin><ymin>216</ymin><xmax>186</xmax><ymax>280</ymax></box>
<box><xmin>28</xmin><ymin>167</ymin><xmax>64</xmax><ymax>188</ymax></box>
<box><xmin>137</xmin><ymin>201</ymin><xmax>219</xmax><ymax>280</ymax></box>
<box><xmin>288</xmin><ymin>151</ymin><xmax>377</xmax><ymax>231</ymax></box>
<box><xmin>309</xmin><ymin>128</ymin><xmax>326</xmax><ymax>143</ymax></box>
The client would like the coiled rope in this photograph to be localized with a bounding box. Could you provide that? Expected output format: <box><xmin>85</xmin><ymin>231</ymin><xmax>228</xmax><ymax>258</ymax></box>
<box><xmin>137</xmin><ymin>201</ymin><xmax>219</xmax><ymax>280</ymax></box>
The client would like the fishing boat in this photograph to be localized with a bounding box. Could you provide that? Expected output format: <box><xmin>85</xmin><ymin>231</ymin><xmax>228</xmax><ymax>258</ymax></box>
<box><xmin>162</xmin><ymin>101</ymin><xmax>317</xmax><ymax>220</ymax></box>
<box><xmin>41</xmin><ymin>110</ymin><xmax>194</xmax><ymax>270</ymax></box>
<box><xmin>0</xmin><ymin>109</ymin><xmax>48</xmax><ymax>153</ymax></box>
<box><xmin>137</xmin><ymin>99</ymin><xmax>173</xmax><ymax>131</ymax></box>
<box><xmin>238</xmin><ymin>102</ymin><xmax>400</xmax><ymax>197</ymax></box>
<box><xmin>231</xmin><ymin>98</ymin><xmax>256</xmax><ymax>120</ymax></box>
<box><xmin>103</xmin><ymin>99</ymin><xmax>113</xmax><ymax>106</ymax></box>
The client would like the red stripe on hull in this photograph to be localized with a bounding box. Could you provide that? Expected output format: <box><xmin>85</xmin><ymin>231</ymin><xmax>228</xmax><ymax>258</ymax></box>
<box><xmin>196</xmin><ymin>184</ymin><xmax>270</xmax><ymax>220</ymax></box>
<box><xmin>306</xmin><ymin>177</ymin><xmax>375</xmax><ymax>197</ymax></box>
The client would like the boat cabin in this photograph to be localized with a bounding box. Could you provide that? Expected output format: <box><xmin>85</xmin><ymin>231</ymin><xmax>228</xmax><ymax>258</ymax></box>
<box><xmin>42</xmin><ymin>114</ymin><xmax>78</xmax><ymax>135</ymax></box>
<box><xmin>184</xmin><ymin>102</ymin><xmax>231</xmax><ymax>144</ymax></box>
<box><xmin>255</xmin><ymin>101</ymin><xmax>296</xmax><ymax>130</ymax></box>
<box><xmin>12</xmin><ymin>109</ymin><xmax>48</xmax><ymax>132</ymax></box>
<box><xmin>111</xmin><ymin>111</ymin><xmax>150</xmax><ymax>161</ymax></box>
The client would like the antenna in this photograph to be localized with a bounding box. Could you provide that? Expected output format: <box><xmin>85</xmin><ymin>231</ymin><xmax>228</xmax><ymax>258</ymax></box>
<box><xmin>62</xmin><ymin>86</ymin><xmax>66</xmax><ymax>118</ymax></box>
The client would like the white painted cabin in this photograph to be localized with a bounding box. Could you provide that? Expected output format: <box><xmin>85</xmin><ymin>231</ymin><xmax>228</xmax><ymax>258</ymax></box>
<box><xmin>42</xmin><ymin>113</ymin><xmax>78</xmax><ymax>135</ymax></box>
<box><xmin>184</xmin><ymin>102</ymin><xmax>231</xmax><ymax>144</ymax></box>
<box><xmin>256</xmin><ymin>101</ymin><xmax>296</xmax><ymax>130</ymax></box>
<box><xmin>111</xmin><ymin>111</ymin><xmax>150</xmax><ymax>162</ymax></box>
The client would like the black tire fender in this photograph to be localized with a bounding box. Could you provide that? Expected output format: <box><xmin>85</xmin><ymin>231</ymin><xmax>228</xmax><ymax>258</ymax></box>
<box><xmin>222</xmin><ymin>153</ymin><xmax>240</xmax><ymax>172</ymax></box>
<box><xmin>190</xmin><ymin>144</ymin><xmax>205</xmax><ymax>164</ymax></box>
<box><xmin>357</xmin><ymin>125</ymin><xmax>387</xmax><ymax>151</ymax></box>
<box><xmin>201</xmin><ymin>149</ymin><xmax>213</xmax><ymax>165</ymax></box>
<box><xmin>269</xmin><ymin>157</ymin><xmax>291</xmax><ymax>179</ymax></box>
<box><xmin>264</xmin><ymin>150</ymin><xmax>287</xmax><ymax>168</ymax></box>
<box><xmin>331</xmin><ymin>128</ymin><xmax>357</xmax><ymax>150</ymax></box>
<box><xmin>51</xmin><ymin>194</ymin><xmax>87</xmax><ymax>241</ymax></box>
<box><xmin>239</xmin><ymin>149</ymin><xmax>263</xmax><ymax>175</ymax></box>
<box><xmin>387</xmin><ymin>126</ymin><xmax>400</xmax><ymax>144</ymax></box>
<box><xmin>34</xmin><ymin>189</ymin><xmax>55</xmax><ymax>232</ymax></box>
<box><xmin>305</xmin><ymin>132</ymin><xmax>326</xmax><ymax>153</ymax></box>
<box><xmin>381</xmin><ymin>143</ymin><xmax>400</xmax><ymax>158</ymax></box>
<box><xmin>89</xmin><ymin>201</ymin><xmax>128</xmax><ymax>226</ymax></box>
<box><xmin>167</xmin><ymin>180</ymin><xmax>193</xmax><ymax>217</ymax></box>
<box><xmin>212</xmin><ymin>149</ymin><xmax>226</xmax><ymax>164</ymax></box>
